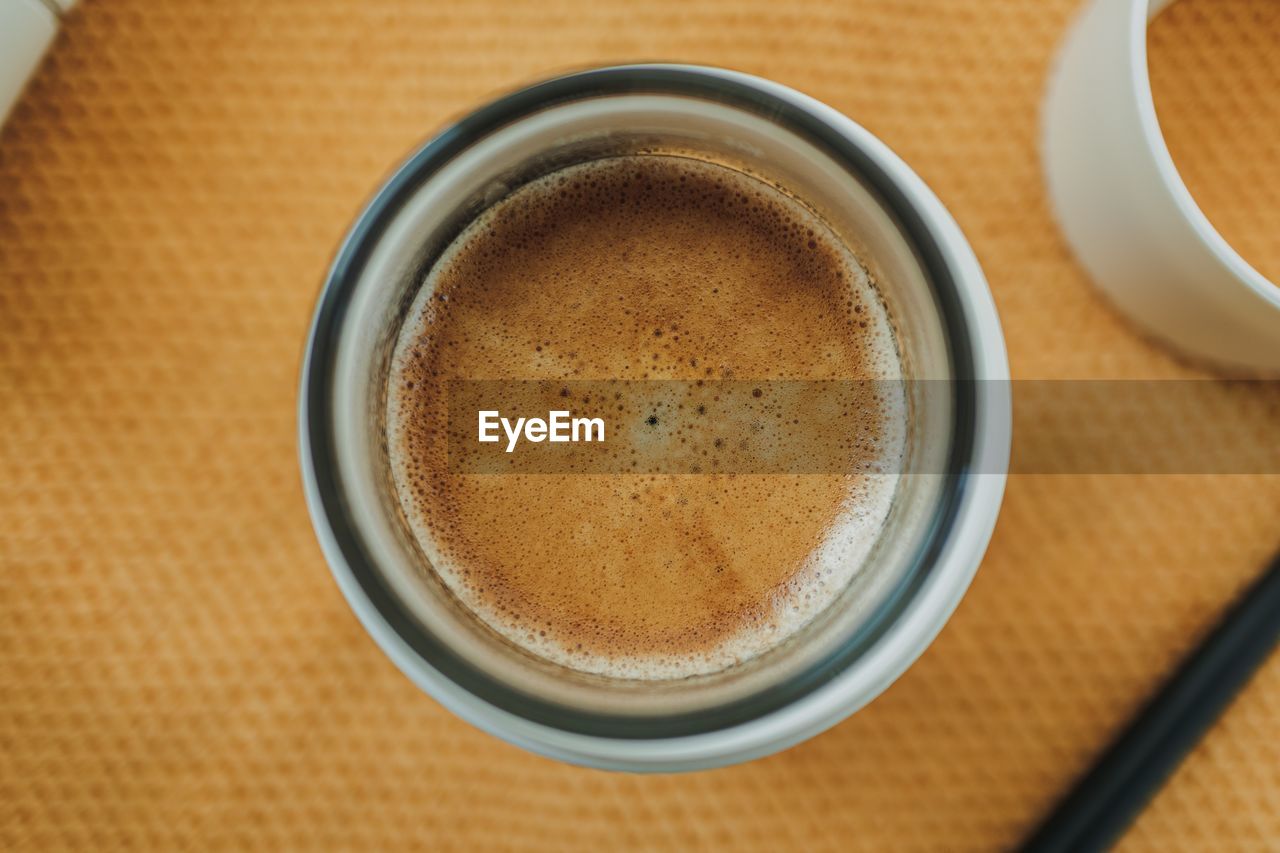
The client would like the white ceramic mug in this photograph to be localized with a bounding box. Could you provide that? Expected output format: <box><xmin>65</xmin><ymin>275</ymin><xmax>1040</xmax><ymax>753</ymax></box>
<box><xmin>299</xmin><ymin>65</ymin><xmax>1010</xmax><ymax>771</ymax></box>
<box><xmin>1043</xmin><ymin>0</ymin><xmax>1280</xmax><ymax>374</ymax></box>
<box><xmin>0</xmin><ymin>0</ymin><xmax>77</xmax><ymax>126</ymax></box>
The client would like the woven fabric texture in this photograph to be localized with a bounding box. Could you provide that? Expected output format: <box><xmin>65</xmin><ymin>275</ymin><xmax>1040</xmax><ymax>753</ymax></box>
<box><xmin>2</xmin><ymin>0</ymin><xmax>1278</xmax><ymax>849</ymax></box>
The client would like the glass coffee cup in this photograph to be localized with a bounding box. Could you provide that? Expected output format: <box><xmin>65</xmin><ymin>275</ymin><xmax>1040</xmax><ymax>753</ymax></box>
<box><xmin>299</xmin><ymin>65</ymin><xmax>1010</xmax><ymax>771</ymax></box>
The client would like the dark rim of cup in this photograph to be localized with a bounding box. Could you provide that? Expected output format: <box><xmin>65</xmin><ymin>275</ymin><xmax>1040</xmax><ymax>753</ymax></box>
<box><xmin>300</xmin><ymin>65</ymin><xmax>977</xmax><ymax>740</ymax></box>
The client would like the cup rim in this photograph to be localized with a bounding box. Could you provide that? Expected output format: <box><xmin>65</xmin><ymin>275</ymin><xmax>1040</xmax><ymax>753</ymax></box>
<box><xmin>1132</xmin><ymin>0</ymin><xmax>1280</xmax><ymax>307</ymax></box>
<box><xmin>298</xmin><ymin>64</ymin><xmax>1010</xmax><ymax>769</ymax></box>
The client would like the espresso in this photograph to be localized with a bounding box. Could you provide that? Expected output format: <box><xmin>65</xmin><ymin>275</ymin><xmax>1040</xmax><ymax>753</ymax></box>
<box><xmin>388</xmin><ymin>156</ymin><xmax>904</xmax><ymax>679</ymax></box>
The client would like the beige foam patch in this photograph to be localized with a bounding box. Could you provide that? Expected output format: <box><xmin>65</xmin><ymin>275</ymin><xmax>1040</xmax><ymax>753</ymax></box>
<box><xmin>2</xmin><ymin>0</ymin><xmax>1279</xmax><ymax>850</ymax></box>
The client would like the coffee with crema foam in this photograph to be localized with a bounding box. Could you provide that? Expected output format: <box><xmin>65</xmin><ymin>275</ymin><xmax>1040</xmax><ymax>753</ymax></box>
<box><xmin>387</xmin><ymin>156</ymin><xmax>905</xmax><ymax>679</ymax></box>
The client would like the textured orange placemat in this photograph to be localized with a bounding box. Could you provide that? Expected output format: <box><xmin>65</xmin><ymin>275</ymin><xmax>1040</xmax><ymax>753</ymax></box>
<box><xmin>2</xmin><ymin>0</ymin><xmax>1279</xmax><ymax>849</ymax></box>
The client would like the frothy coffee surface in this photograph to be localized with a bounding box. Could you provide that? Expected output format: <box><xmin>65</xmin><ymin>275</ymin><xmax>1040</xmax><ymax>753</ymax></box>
<box><xmin>388</xmin><ymin>156</ymin><xmax>904</xmax><ymax>679</ymax></box>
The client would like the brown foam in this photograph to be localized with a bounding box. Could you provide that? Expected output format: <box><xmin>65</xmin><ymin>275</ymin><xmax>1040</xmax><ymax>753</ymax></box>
<box><xmin>388</xmin><ymin>156</ymin><xmax>903</xmax><ymax>678</ymax></box>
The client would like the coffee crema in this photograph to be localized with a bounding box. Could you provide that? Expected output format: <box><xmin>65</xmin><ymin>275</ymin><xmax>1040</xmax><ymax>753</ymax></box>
<box><xmin>387</xmin><ymin>156</ymin><xmax>905</xmax><ymax>679</ymax></box>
